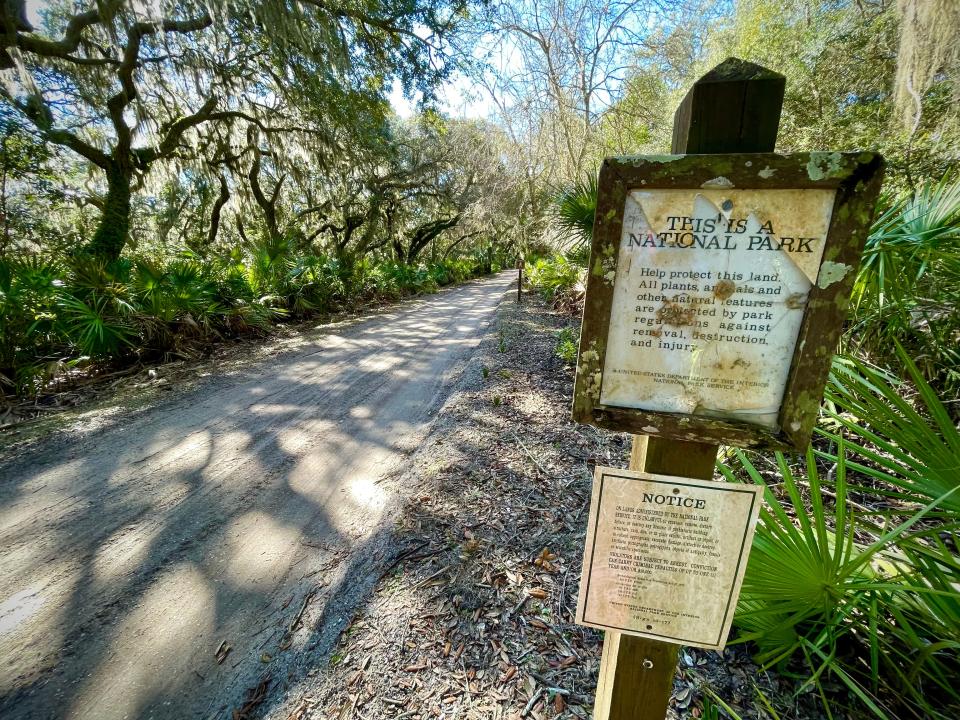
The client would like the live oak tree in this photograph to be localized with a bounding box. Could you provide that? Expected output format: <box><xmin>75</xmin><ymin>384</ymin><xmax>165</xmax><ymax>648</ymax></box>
<box><xmin>1</xmin><ymin>0</ymin><xmax>468</xmax><ymax>260</ymax></box>
<box><xmin>0</xmin><ymin>3</ymin><xmax>225</xmax><ymax>259</ymax></box>
<box><xmin>378</xmin><ymin>119</ymin><xmax>467</xmax><ymax>265</ymax></box>
<box><xmin>0</xmin><ymin>111</ymin><xmax>56</xmax><ymax>255</ymax></box>
<box><xmin>423</xmin><ymin>118</ymin><xmax>528</xmax><ymax>263</ymax></box>
<box><xmin>370</xmin><ymin>116</ymin><xmax>524</xmax><ymax>265</ymax></box>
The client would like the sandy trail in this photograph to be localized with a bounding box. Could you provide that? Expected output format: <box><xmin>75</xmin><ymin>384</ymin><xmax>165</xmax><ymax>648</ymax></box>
<box><xmin>0</xmin><ymin>272</ymin><xmax>514</xmax><ymax>720</ymax></box>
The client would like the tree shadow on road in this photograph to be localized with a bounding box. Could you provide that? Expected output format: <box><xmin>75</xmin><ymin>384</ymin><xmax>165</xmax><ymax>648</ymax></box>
<box><xmin>0</xmin><ymin>276</ymin><xmax>515</xmax><ymax>720</ymax></box>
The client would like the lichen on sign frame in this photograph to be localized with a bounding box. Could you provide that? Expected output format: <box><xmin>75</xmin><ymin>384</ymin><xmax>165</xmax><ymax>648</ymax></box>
<box><xmin>571</xmin><ymin>152</ymin><xmax>884</xmax><ymax>451</ymax></box>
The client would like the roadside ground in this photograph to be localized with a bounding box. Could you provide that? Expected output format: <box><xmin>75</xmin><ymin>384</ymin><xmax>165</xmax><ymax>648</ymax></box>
<box><xmin>0</xmin><ymin>279</ymin><xmax>486</xmax><ymax>450</ymax></box>
<box><xmin>0</xmin><ymin>281</ymin><xmax>484</xmax><ymax>434</ymax></box>
<box><xmin>265</xmin><ymin>291</ymin><xmax>789</xmax><ymax>720</ymax></box>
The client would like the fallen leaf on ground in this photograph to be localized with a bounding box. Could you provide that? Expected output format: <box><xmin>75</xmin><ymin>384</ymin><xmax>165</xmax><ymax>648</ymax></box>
<box><xmin>215</xmin><ymin>641</ymin><xmax>231</xmax><ymax>665</ymax></box>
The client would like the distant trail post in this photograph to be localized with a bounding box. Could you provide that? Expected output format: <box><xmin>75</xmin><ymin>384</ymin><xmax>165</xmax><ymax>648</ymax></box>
<box><xmin>570</xmin><ymin>57</ymin><xmax>883</xmax><ymax>720</ymax></box>
<box><xmin>517</xmin><ymin>258</ymin><xmax>524</xmax><ymax>303</ymax></box>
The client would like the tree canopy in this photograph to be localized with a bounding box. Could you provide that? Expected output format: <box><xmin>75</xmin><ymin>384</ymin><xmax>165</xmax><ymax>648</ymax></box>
<box><xmin>1</xmin><ymin>0</ymin><xmax>957</xmax><ymax>391</ymax></box>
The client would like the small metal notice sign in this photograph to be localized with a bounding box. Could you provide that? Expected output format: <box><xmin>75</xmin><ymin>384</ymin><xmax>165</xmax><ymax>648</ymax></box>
<box><xmin>572</xmin><ymin>152</ymin><xmax>884</xmax><ymax>451</ymax></box>
<box><xmin>575</xmin><ymin>466</ymin><xmax>764</xmax><ymax>650</ymax></box>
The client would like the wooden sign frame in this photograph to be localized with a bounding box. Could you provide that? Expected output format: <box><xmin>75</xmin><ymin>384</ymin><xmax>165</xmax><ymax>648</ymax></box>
<box><xmin>572</xmin><ymin>151</ymin><xmax>884</xmax><ymax>451</ymax></box>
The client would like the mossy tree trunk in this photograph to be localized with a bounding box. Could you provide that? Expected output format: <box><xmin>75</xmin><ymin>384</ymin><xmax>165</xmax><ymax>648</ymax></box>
<box><xmin>247</xmin><ymin>135</ymin><xmax>285</xmax><ymax>247</ymax></box>
<box><xmin>205</xmin><ymin>174</ymin><xmax>230</xmax><ymax>248</ymax></box>
<box><xmin>86</xmin><ymin>163</ymin><xmax>132</xmax><ymax>260</ymax></box>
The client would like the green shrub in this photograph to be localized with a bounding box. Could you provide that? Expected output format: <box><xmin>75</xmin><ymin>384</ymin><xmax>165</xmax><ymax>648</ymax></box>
<box><xmin>848</xmin><ymin>174</ymin><xmax>960</xmax><ymax>402</ymax></box>
<box><xmin>0</xmin><ymin>247</ymin><xmax>488</xmax><ymax>398</ymax></box>
<box><xmin>721</xmin><ymin>347</ymin><xmax>960</xmax><ymax>720</ymax></box>
<box><xmin>555</xmin><ymin>326</ymin><xmax>578</xmax><ymax>364</ymax></box>
<box><xmin>0</xmin><ymin>254</ymin><xmax>68</xmax><ymax>392</ymax></box>
<box><xmin>58</xmin><ymin>256</ymin><xmax>138</xmax><ymax>359</ymax></box>
<box><xmin>286</xmin><ymin>254</ymin><xmax>345</xmax><ymax>316</ymax></box>
<box><xmin>526</xmin><ymin>254</ymin><xmax>585</xmax><ymax>312</ymax></box>
<box><xmin>360</xmin><ymin>261</ymin><xmax>437</xmax><ymax>299</ymax></box>
<box><xmin>527</xmin><ymin>255</ymin><xmax>584</xmax><ymax>298</ymax></box>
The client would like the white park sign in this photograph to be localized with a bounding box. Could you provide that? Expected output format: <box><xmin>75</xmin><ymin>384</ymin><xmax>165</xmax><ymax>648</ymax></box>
<box><xmin>599</xmin><ymin>187</ymin><xmax>836</xmax><ymax>429</ymax></box>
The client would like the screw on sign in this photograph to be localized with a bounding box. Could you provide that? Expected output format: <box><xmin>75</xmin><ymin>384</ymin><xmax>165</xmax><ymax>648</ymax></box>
<box><xmin>570</xmin><ymin>58</ymin><xmax>884</xmax><ymax>720</ymax></box>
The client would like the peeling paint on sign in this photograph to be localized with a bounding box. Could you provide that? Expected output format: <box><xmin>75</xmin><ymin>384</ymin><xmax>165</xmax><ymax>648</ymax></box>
<box><xmin>701</xmin><ymin>176</ymin><xmax>735</xmax><ymax>188</ymax></box>
<box><xmin>572</xmin><ymin>151</ymin><xmax>885</xmax><ymax>451</ymax></box>
<box><xmin>598</xmin><ymin>187</ymin><xmax>837</xmax><ymax>429</ymax></box>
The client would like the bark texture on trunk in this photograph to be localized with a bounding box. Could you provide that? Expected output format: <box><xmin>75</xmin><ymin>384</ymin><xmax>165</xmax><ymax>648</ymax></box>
<box><xmin>206</xmin><ymin>174</ymin><xmax>230</xmax><ymax>247</ymax></box>
<box><xmin>87</xmin><ymin>164</ymin><xmax>131</xmax><ymax>260</ymax></box>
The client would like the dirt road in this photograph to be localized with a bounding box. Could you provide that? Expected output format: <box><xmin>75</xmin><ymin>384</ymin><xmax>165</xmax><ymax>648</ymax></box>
<box><xmin>0</xmin><ymin>272</ymin><xmax>515</xmax><ymax>720</ymax></box>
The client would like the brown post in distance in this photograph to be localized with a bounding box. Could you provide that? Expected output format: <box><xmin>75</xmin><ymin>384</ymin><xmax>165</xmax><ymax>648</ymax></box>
<box><xmin>592</xmin><ymin>58</ymin><xmax>786</xmax><ymax>720</ymax></box>
<box><xmin>517</xmin><ymin>258</ymin><xmax>524</xmax><ymax>303</ymax></box>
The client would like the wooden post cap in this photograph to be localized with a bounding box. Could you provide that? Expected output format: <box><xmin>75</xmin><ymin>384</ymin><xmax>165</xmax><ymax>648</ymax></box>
<box><xmin>672</xmin><ymin>57</ymin><xmax>786</xmax><ymax>154</ymax></box>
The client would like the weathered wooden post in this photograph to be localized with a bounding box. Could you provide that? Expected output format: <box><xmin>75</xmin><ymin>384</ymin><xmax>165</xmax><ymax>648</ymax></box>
<box><xmin>595</xmin><ymin>57</ymin><xmax>785</xmax><ymax>720</ymax></box>
<box><xmin>570</xmin><ymin>58</ymin><xmax>884</xmax><ymax>720</ymax></box>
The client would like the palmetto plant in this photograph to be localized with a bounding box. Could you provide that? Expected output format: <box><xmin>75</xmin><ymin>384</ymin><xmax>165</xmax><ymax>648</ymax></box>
<box><xmin>723</xmin><ymin>451</ymin><xmax>958</xmax><ymax>718</ymax></box>
<box><xmin>214</xmin><ymin>258</ymin><xmax>284</xmax><ymax>333</ymax></box>
<box><xmin>847</xmin><ymin>174</ymin><xmax>960</xmax><ymax>399</ymax></box>
<box><xmin>162</xmin><ymin>260</ymin><xmax>217</xmax><ymax>324</ymax></box>
<box><xmin>0</xmin><ymin>244</ymin><xmax>491</xmax><ymax>397</ymax></box>
<box><xmin>819</xmin><ymin>349</ymin><xmax>960</xmax><ymax>513</ymax></box>
<box><xmin>246</xmin><ymin>236</ymin><xmax>292</xmax><ymax>297</ymax></box>
<box><xmin>852</xmin><ymin>176</ymin><xmax>960</xmax><ymax>313</ymax></box>
<box><xmin>59</xmin><ymin>256</ymin><xmax>136</xmax><ymax>358</ymax></box>
<box><xmin>133</xmin><ymin>259</ymin><xmax>218</xmax><ymax>323</ymax></box>
<box><xmin>722</xmin><ymin>347</ymin><xmax>960</xmax><ymax>719</ymax></box>
<box><xmin>551</xmin><ymin>173</ymin><xmax>598</xmax><ymax>248</ymax></box>
<box><xmin>526</xmin><ymin>255</ymin><xmax>585</xmax><ymax>307</ymax></box>
<box><xmin>287</xmin><ymin>254</ymin><xmax>345</xmax><ymax>316</ymax></box>
<box><xmin>132</xmin><ymin>258</ymin><xmax>169</xmax><ymax>319</ymax></box>
<box><xmin>363</xmin><ymin>261</ymin><xmax>437</xmax><ymax>300</ymax></box>
<box><xmin>0</xmin><ymin>254</ymin><xmax>64</xmax><ymax>391</ymax></box>
<box><xmin>58</xmin><ymin>292</ymin><xmax>136</xmax><ymax>357</ymax></box>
